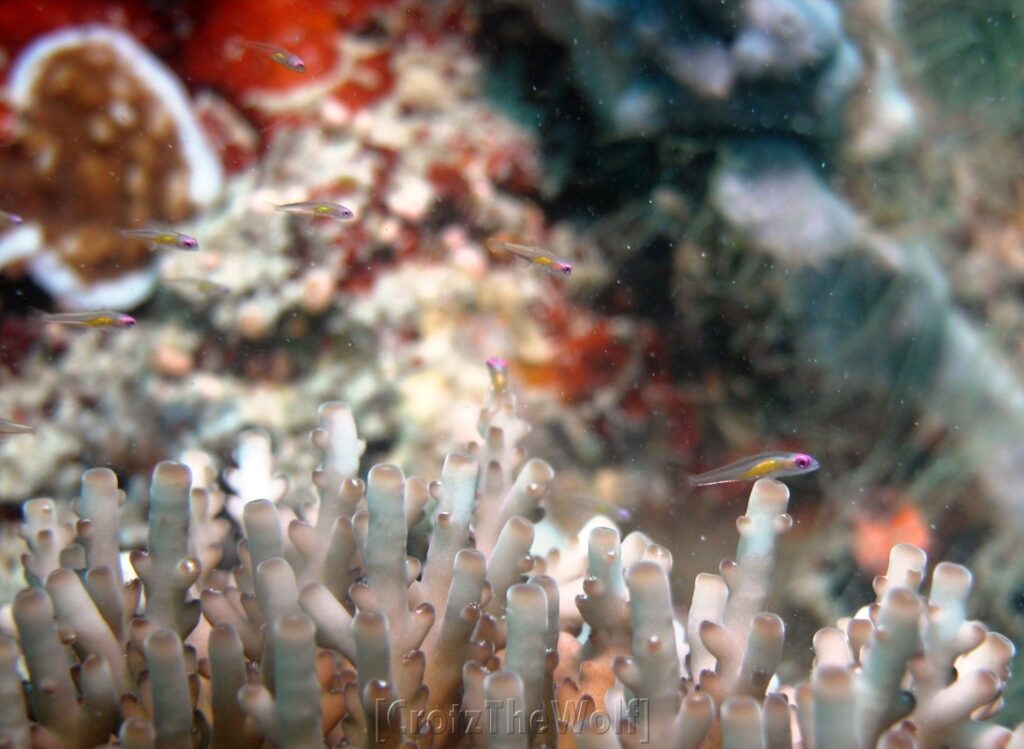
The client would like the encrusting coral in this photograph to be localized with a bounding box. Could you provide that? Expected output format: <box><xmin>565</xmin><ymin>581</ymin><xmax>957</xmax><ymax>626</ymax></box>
<box><xmin>0</xmin><ymin>368</ymin><xmax>1021</xmax><ymax>749</ymax></box>
<box><xmin>0</xmin><ymin>25</ymin><xmax>222</xmax><ymax>309</ymax></box>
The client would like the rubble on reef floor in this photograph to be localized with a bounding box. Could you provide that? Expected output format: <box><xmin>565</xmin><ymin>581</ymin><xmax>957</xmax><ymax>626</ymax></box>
<box><xmin>0</xmin><ymin>372</ymin><xmax>1020</xmax><ymax>749</ymax></box>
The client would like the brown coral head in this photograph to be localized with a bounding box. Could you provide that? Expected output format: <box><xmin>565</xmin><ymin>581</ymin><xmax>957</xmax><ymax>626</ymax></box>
<box><xmin>2</xmin><ymin>26</ymin><xmax>222</xmax><ymax>307</ymax></box>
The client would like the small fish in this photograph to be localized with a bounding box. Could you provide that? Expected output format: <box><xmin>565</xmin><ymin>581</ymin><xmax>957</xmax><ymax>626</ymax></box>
<box><xmin>275</xmin><ymin>201</ymin><xmax>354</xmax><ymax>220</ymax></box>
<box><xmin>486</xmin><ymin>356</ymin><xmax>509</xmax><ymax>395</ymax></box>
<box><xmin>122</xmin><ymin>229</ymin><xmax>199</xmax><ymax>251</ymax></box>
<box><xmin>559</xmin><ymin>494</ymin><xmax>633</xmax><ymax>523</ymax></box>
<box><xmin>165</xmin><ymin>278</ymin><xmax>231</xmax><ymax>296</ymax></box>
<box><xmin>233</xmin><ymin>40</ymin><xmax>306</xmax><ymax>72</ymax></box>
<box><xmin>0</xmin><ymin>210</ymin><xmax>23</xmax><ymax>227</ymax></box>
<box><xmin>671</xmin><ymin>451</ymin><xmax>819</xmax><ymax>487</ymax></box>
<box><xmin>42</xmin><ymin>311</ymin><xmax>136</xmax><ymax>329</ymax></box>
<box><xmin>0</xmin><ymin>418</ymin><xmax>33</xmax><ymax>435</ymax></box>
<box><xmin>486</xmin><ymin>237</ymin><xmax>572</xmax><ymax>276</ymax></box>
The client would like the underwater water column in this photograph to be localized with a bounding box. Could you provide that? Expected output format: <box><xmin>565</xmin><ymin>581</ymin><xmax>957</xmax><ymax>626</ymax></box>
<box><xmin>798</xmin><ymin>240</ymin><xmax>1024</xmax><ymax>520</ymax></box>
<box><xmin>709</xmin><ymin>138</ymin><xmax>1024</xmax><ymax>521</ymax></box>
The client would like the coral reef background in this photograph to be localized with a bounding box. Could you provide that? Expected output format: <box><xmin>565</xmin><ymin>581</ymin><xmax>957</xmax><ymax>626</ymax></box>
<box><xmin>1</xmin><ymin>0</ymin><xmax>1024</xmax><ymax>744</ymax></box>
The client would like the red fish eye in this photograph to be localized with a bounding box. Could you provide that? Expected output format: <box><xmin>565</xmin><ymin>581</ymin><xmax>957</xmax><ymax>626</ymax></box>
<box><xmin>795</xmin><ymin>456</ymin><xmax>809</xmax><ymax>468</ymax></box>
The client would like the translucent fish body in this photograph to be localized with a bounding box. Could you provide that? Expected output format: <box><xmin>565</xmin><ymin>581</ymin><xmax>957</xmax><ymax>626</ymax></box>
<box><xmin>559</xmin><ymin>494</ymin><xmax>633</xmax><ymax>523</ymax></box>
<box><xmin>236</xmin><ymin>40</ymin><xmax>305</xmax><ymax>72</ymax></box>
<box><xmin>486</xmin><ymin>357</ymin><xmax>509</xmax><ymax>394</ymax></box>
<box><xmin>0</xmin><ymin>210</ymin><xmax>22</xmax><ymax>226</ymax></box>
<box><xmin>43</xmin><ymin>311</ymin><xmax>136</xmax><ymax>328</ymax></box>
<box><xmin>486</xmin><ymin>238</ymin><xmax>572</xmax><ymax>276</ymax></box>
<box><xmin>686</xmin><ymin>451</ymin><xmax>819</xmax><ymax>487</ymax></box>
<box><xmin>122</xmin><ymin>229</ymin><xmax>199</xmax><ymax>250</ymax></box>
<box><xmin>166</xmin><ymin>278</ymin><xmax>231</xmax><ymax>295</ymax></box>
<box><xmin>275</xmin><ymin>201</ymin><xmax>354</xmax><ymax>220</ymax></box>
<box><xmin>0</xmin><ymin>418</ymin><xmax>34</xmax><ymax>435</ymax></box>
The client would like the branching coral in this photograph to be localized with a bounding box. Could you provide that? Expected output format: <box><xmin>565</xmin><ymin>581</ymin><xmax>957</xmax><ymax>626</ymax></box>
<box><xmin>0</xmin><ymin>368</ymin><xmax>1020</xmax><ymax>749</ymax></box>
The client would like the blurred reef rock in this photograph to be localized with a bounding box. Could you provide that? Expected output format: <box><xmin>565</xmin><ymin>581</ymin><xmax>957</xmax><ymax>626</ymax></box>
<box><xmin>495</xmin><ymin>0</ymin><xmax>862</xmax><ymax>139</ymax></box>
<box><xmin>482</xmin><ymin>0</ymin><xmax>1024</xmax><ymax>527</ymax></box>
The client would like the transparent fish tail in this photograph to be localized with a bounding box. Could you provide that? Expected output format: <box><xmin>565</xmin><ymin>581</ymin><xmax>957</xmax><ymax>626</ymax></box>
<box><xmin>666</xmin><ymin>462</ymin><xmax>695</xmax><ymax>489</ymax></box>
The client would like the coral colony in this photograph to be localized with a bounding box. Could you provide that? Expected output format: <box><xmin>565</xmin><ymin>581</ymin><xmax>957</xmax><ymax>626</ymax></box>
<box><xmin>0</xmin><ymin>368</ymin><xmax>1020</xmax><ymax>749</ymax></box>
<box><xmin>0</xmin><ymin>26</ymin><xmax>222</xmax><ymax>309</ymax></box>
